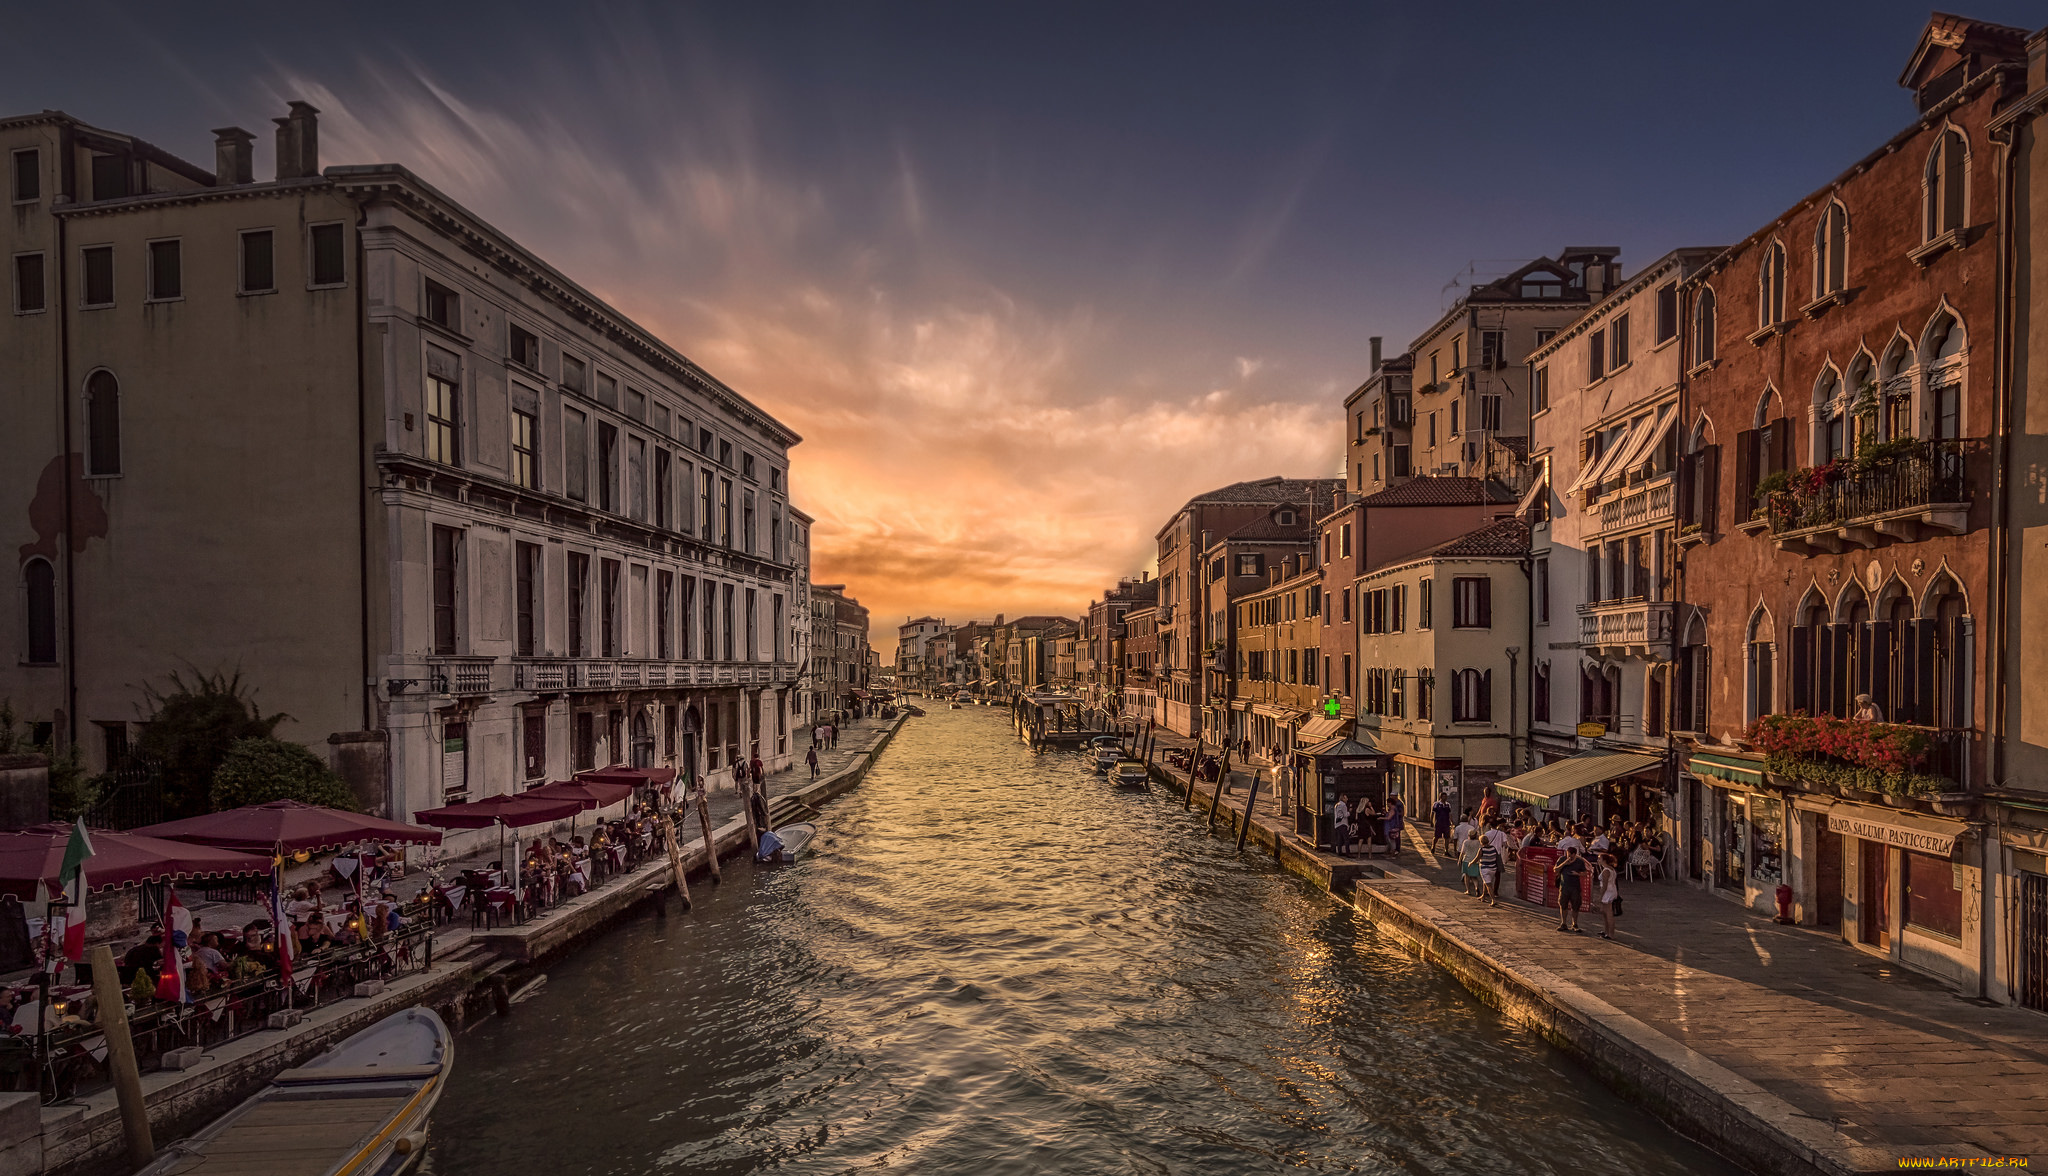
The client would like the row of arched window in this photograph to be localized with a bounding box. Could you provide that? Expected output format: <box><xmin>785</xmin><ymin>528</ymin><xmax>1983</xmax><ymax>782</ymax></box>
<box><xmin>1688</xmin><ymin>127</ymin><xmax>1972</xmax><ymax>367</ymax></box>
<box><xmin>1720</xmin><ymin>570</ymin><xmax>1972</xmax><ymax>729</ymax></box>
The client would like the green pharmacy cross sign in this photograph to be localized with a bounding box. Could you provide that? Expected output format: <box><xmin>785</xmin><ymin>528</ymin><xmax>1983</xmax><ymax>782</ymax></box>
<box><xmin>1323</xmin><ymin>697</ymin><xmax>1341</xmax><ymax>718</ymax></box>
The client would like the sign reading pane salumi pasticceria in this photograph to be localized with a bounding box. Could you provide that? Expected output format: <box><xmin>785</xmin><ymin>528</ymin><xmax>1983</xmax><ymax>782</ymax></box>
<box><xmin>1826</xmin><ymin>808</ymin><xmax>1959</xmax><ymax>857</ymax></box>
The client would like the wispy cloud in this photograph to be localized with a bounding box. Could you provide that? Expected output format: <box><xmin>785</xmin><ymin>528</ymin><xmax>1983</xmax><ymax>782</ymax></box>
<box><xmin>276</xmin><ymin>52</ymin><xmax>1341</xmax><ymax>644</ymax></box>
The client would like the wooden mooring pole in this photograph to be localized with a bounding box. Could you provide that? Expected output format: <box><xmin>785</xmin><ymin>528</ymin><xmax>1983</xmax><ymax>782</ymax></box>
<box><xmin>1206</xmin><ymin>750</ymin><xmax>1232</xmax><ymax>830</ymax></box>
<box><xmin>1236</xmin><ymin>771</ymin><xmax>1263</xmax><ymax>853</ymax></box>
<box><xmin>694</xmin><ymin>781</ymin><xmax>721</xmax><ymax>883</ymax></box>
<box><xmin>88</xmin><ymin>944</ymin><xmax>153</xmax><ymax>1170</ymax></box>
<box><xmin>1182</xmin><ymin>734</ymin><xmax>1203</xmax><ymax>810</ymax></box>
<box><xmin>662</xmin><ymin>814</ymin><xmax>692</xmax><ymax>909</ymax></box>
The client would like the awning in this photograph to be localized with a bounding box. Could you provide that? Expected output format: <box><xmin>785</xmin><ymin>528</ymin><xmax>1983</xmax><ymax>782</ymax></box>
<box><xmin>1610</xmin><ymin>405</ymin><xmax>1674</xmax><ymax>481</ymax></box>
<box><xmin>1299</xmin><ymin>715</ymin><xmax>1351</xmax><ymax>743</ymax></box>
<box><xmin>1515</xmin><ymin>469</ymin><xmax>1549</xmax><ymax>517</ymax></box>
<box><xmin>1252</xmin><ymin>704</ymin><xmax>1292</xmax><ymax>719</ymax></box>
<box><xmin>1687</xmin><ymin>751</ymin><xmax>1765</xmax><ymax>786</ymax></box>
<box><xmin>1569</xmin><ymin>417</ymin><xmax>1641</xmax><ymax>495</ymax></box>
<box><xmin>1301</xmin><ymin>733</ymin><xmax>1380</xmax><ymax>757</ymax></box>
<box><xmin>1827</xmin><ymin>803</ymin><xmax>1970</xmax><ymax>857</ymax></box>
<box><xmin>1495</xmin><ymin>749</ymin><xmax>1663</xmax><ymax>804</ymax></box>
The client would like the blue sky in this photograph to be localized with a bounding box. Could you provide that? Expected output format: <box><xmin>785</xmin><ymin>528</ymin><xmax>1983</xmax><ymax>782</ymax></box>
<box><xmin>8</xmin><ymin>1</ymin><xmax>2036</xmax><ymax>638</ymax></box>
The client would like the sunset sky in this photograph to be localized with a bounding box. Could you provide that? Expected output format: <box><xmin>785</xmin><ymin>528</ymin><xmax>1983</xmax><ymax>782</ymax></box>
<box><xmin>8</xmin><ymin>2</ymin><xmax>2036</xmax><ymax>654</ymax></box>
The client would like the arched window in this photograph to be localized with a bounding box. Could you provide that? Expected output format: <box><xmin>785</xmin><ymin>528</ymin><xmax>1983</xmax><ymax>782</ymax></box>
<box><xmin>84</xmin><ymin>370</ymin><xmax>120</xmax><ymax>476</ymax></box>
<box><xmin>1758</xmin><ymin>240</ymin><xmax>1786</xmax><ymax>328</ymax></box>
<box><xmin>1451</xmin><ymin>668</ymin><xmax>1491</xmax><ymax>722</ymax></box>
<box><xmin>1845</xmin><ymin>352</ymin><xmax>1876</xmax><ymax>456</ymax></box>
<box><xmin>1813</xmin><ymin>200</ymin><xmax>1849</xmax><ymax>300</ymax></box>
<box><xmin>23</xmin><ymin>558</ymin><xmax>57</xmax><ymax>664</ymax></box>
<box><xmin>1880</xmin><ymin>336</ymin><xmax>1916</xmax><ymax>441</ymax></box>
<box><xmin>1923</xmin><ymin>310</ymin><xmax>1966</xmax><ymax>440</ymax></box>
<box><xmin>1926</xmin><ymin>575</ymin><xmax>1971</xmax><ymax>733</ymax></box>
<box><xmin>1812</xmin><ymin>365</ymin><xmax>1847</xmax><ymax>463</ymax></box>
<box><xmin>1925</xmin><ymin>128</ymin><xmax>1967</xmax><ymax>240</ymax></box>
<box><xmin>1693</xmin><ymin>287</ymin><xmax>1717</xmax><ymax>364</ymax></box>
<box><xmin>1789</xmin><ymin>593</ymin><xmax>1828</xmax><ymax>716</ymax></box>
<box><xmin>1747</xmin><ymin>607</ymin><xmax>1775</xmax><ymax>721</ymax></box>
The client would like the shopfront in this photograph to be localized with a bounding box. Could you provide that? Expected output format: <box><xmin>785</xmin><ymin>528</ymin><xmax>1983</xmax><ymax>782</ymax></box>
<box><xmin>1829</xmin><ymin>803</ymin><xmax>1979</xmax><ymax>990</ymax></box>
<box><xmin>1394</xmin><ymin>754</ymin><xmax>1461</xmax><ymax>826</ymax></box>
<box><xmin>1493</xmin><ymin>749</ymin><xmax>1662</xmax><ymax>826</ymax></box>
<box><xmin>1682</xmin><ymin>752</ymin><xmax>1780</xmax><ymax>914</ymax></box>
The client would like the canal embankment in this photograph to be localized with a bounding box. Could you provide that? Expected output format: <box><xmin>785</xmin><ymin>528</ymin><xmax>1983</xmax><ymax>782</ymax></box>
<box><xmin>25</xmin><ymin>713</ymin><xmax>909</xmax><ymax>1176</ymax></box>
<box><xmin>1135</xmin><ymin>724</ymin><xmax>2048</xmax><ymax>1176</ymax></box>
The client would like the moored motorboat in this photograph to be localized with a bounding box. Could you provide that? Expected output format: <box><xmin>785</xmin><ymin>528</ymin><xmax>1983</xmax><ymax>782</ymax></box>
<box><xmin>1092</xmin><ymin>746</ymin><xmax>1119</xmax><ymax>773</ymax></box>
<box><xmin>758</xmin><ymin>822</ymin><xmax>817</xmax><ymax>863</ymax></box>
<box><xmin>1113</xmin><ymin>761</ymin><xmax>1151</xmax><ymax>791</ymax></box>
<box><xmin>137</xmin><ymin>1006</ymin><xmax>451</xmax><ymax>1176</ymax></box>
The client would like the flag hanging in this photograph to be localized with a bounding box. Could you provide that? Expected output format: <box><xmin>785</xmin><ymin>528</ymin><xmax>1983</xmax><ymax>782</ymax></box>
<box><xmin>58</xmin><ymin>818</ymin><xmax>93</xmax><ymax>963</ymax></box>
<box><xmin>268</xmin><ymin>859</ymin><xmax>295</xmax><ymax>987</ymax></box>
<box><xmin>153</xmin><ymin>888</ymin><xmax>192</xmax><ymax>1003</ymax></box>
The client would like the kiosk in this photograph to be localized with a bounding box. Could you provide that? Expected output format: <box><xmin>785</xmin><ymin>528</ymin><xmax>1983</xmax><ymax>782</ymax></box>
<box><xmin>1294</xmin><ymin>736</ymin><xmax>1391</xmax><ymax>851</ymax></box>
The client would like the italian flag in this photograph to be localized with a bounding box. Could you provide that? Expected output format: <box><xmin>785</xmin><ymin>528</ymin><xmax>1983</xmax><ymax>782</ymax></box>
<box><xmin>58</xmin><ymin>818</ymin><xmax>92</xmax><ymax>962</ymax></box>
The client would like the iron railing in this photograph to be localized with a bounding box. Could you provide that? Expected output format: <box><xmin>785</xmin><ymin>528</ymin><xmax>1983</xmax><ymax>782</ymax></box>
<box><xmin>1769</xmin><ymin>440</ymin><xmax>1966</xmax><ymax>536</ymax></box>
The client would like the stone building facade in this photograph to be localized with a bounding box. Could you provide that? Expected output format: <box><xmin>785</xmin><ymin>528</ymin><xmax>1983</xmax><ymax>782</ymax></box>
<box><xmin>1</xmin><ymin>105</ymin><xmax>805</xmax><ymax>837</ymax></box>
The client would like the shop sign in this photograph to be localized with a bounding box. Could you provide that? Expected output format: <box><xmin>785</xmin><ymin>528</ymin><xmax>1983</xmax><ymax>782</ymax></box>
<box><xmin>1576</xmin><ymin>722</ymin><xmax>1607</xmax><ymax>738</ymax></box>
<box><xmin>1339</xmin><ymin>759</ymin><xmax>1376</xmax><ymax>770</ymax></box>
<box><xmin>1826</xmin><ymin>808</ymin><xmax>1959</xmax><ymax>856</ymax></box>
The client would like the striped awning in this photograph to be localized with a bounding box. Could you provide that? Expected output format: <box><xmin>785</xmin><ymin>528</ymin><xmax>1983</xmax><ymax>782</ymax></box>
<box><xmin>1686</xmin><ymin>751</ymin><xmax>1765</xmax><ymax>786</ymax></box>
<box><xmin>1496</xmin><ymin>750</ymin><xmax>1663</xmax><ymax>804</ymax></box>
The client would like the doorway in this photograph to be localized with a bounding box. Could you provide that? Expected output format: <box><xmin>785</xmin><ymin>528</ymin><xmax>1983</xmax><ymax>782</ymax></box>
<box><xmin>1859</xmin><ymin>840</ymin><xmax>1891</xmax><ymax>950</ymax></box>
<box><xmin>1815</xmin><ymin>823</ymin><xmax>1843</xmax><ymax>929</ymax></box>
<box><xmin>2019</xmin><ymin>872</ymin><xmax>2048</xmax><ymax>1012</ymax></box>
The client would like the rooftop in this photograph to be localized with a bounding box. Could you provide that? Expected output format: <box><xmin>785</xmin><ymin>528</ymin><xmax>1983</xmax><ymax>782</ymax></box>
<box><xmin>1355</xmin><ymin>476</ymin><xmax>1516</xmax><ymax>508</ymax></box>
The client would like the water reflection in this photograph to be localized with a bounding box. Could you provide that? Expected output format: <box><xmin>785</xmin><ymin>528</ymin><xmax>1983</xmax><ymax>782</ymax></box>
<box><xmin>427</xmin><ymin>707</ymin><xmax>1740</xmax><ymax>1175</ymax></box>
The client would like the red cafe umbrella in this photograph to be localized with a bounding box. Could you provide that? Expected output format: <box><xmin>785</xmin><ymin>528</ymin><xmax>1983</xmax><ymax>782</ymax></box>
<box><xmin>525</xmin><ymin>780</ymin><xmax>636</xmax><ymax>810</ymax></box>
<box><xmin>576</xmin><ymin>765</ymin><xmax>676</xmax><ymax>788</ymax></box>
<box><xmin>0</xmin><ymin>824</ymin><xmax>273</xmax><ymax>899</ymax></box>
<box><xmin>136</xmin><ymin>800</ymin><xmax>443</xmax><ymax>855</ymax></box>
<box><xmin>413</xmin><ymin>794</ymin><xmax>587</xmax><ymax>897</ymax></box>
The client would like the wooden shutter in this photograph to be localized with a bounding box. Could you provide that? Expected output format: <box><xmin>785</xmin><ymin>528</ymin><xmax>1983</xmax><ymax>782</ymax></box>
<box><xmin>1870</xmin><ymin>621</ymin><xmax>1894</xmax><ymax>719</ymax></box>
<box><xmin>1790</xmin><ymin>627</ymin><xmax>1813</xmax><ymax>714</ymax></box>
<box><xmin>1900</xmin><ymin>620</ymin><xmax>1925</xmax><ymax>724</ymax></box>
<box><xmin>1734</xmin><ymin>429</ymin><xmax>1758</xmax><ymax>519</ymax></box>
<box><xmin>1697</xmin><ymin>645</ymin><xmax>1711</xmax><ymax>731</ymax></box>
<box><xmin>1814</xmin><ymin>625</ymin><xmax>1834</xmax><ymax>717</ymax></box>
<box><xmin>1900</xmin><ymin>622</ymin><xmax>1933</xmax><ymax>733</ymax></box>
<box><xmin>1479</xmin><ymin>669</ymin><xmax>1494</xmax><ymax>722</ymax></box>
<box><xmin>1769</xmin><ymin>417</ymin><xmax>1793</xmax><ymax>476</ymax></box>
<box><xmin>1948</xmin><ymin>616</ymin><xmax>1973</xmax><ymax>729</ymax></box>
<box><xmin>1700</xmin><ymin>445</ymin><xmax>1720</xmax><ymax>535</ymax></box>
<box><xmin>1677</xmin><ymin>452</ymin><xmax>1696</xmax><ymax>524</ymax></box>
<box><xmin>1855</xmin><ymin>622</ymin><xmax>1876</xmax><ymax>700</ymax></box>
<box><xmin>1826</xmin><ymin>623</ymin><xmax>1854</xmax><ymax>717</ymax></box>
<box><xmin>1476</xmin><ymin>577</ymin><xmax>1493</xmax><ymax>627</ymax></box>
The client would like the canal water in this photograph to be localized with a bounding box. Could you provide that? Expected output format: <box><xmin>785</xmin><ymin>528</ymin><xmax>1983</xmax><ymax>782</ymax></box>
<box><xmin>425</xmin><ymin>706</ymin><xmax>1740</xmax><ymax>1176</ymax></box>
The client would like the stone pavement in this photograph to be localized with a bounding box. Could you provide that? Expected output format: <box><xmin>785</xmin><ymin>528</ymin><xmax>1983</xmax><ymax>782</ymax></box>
<box><xmin>1132</xmin><ymin>719</ymin><xmax>2048</xmax><ymax>1171</ymax></box>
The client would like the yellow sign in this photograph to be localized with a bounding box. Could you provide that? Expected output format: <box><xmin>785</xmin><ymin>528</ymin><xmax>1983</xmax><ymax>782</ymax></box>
<box><xmin>1576</xmin><ymin>722</ymin><xmax>1608</xmax><ymax>738</ymax></box>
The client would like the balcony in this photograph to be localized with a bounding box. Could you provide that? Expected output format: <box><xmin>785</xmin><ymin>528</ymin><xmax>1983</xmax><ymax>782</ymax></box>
<box><xmin>1578</xmin><ymin>599</ymin><xmax>1675</xmax><ymax>656</ymax></box>
<box><xmin>416</xmin><ymin>656</ymin><xmax>496</xmax><ymax>696</ymax></box>
<box><xmin>1590</xmin><ymin>472</ymin><xmax>1675</xmax><ymax>538</ymax></box>
<box><xmin>1767</xmin><ymin>441</ymin><xmax>1968</xmax><ymax>553</ymax></box>
<box><xmin>512</xmin><ymin>658</ymin><xmax>794</xmax><ymax>692</ymax></box>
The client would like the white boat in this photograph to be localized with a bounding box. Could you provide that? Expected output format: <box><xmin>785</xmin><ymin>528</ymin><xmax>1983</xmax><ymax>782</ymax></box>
<box><xmin>759</xmin><ymin>822</ymin><xmax>817</xmax><ymax>863</ymax></box>
<box><xmin>1113</xmin><ymin>761</ymin><xmax>1151</xmax><ymax>791</ymax></box>
<box><xmin>1092</xmin><ymin>746</ymin><xmax>1119</xmax><ymax>773</ymax></box>
<box><xmin>137</xmin><ymin>1006</ymin><xmax>451</xmax><ymax>1176</ymax></box>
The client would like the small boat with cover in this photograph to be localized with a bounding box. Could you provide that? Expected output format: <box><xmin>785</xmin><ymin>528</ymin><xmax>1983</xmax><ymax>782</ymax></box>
<box><xmin>136</xmin><ymin>1006</ymin><xmax>452</xmax><ymax>1176</ymax></box>
<box><xmin>1113</xmin><ymin>761</ymin><xmax>1151</xmax><ymax>791</ymax></box>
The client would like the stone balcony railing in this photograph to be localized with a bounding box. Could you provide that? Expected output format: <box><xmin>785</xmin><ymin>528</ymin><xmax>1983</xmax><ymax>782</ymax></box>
<box><xmin>1578</xmin><ymin>598</ymin><xmax>1676</xmax><ymax>655</ymax></box>
<box><xmin>1590</xmin><ymin>472</ymin><xmax>1675</xmax><ymax>538</ymax></box>
<box><xmin>511</xmin><ymin>657</ymin><xmax>796</xmax><ymax>692</ymax></box>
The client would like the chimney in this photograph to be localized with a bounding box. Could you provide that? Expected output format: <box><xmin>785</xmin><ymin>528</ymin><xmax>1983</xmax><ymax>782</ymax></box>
<box><xmin>1370</xmin><ymin>336</ymin><xmax>1383</xmax><ymax>373</ymax></box>
<box><xmin>213</xmin><ymin>127</ymin><xmax>255</xmax><ymax>185</ymax></box>
<box><xmin>273</xmin><ymin>100</ymin><xmax>320</xmax><ymax>180</ymax></box>
<box><xmin>994</xmin><ymin>614</ymin><xmax>1004</xmax><ymax>627</ymax></box>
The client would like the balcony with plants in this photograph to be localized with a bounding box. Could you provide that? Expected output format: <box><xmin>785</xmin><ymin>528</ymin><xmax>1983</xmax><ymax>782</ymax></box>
<box><xmin>1757</xmin><ymin>438</ymin><xmax>1968</xmax><ymax>554</ymax></box>
<box><xmin>1749</xmin><ymin>712</ymin><xmax>1972</xmax><ymax>812</ymax></box>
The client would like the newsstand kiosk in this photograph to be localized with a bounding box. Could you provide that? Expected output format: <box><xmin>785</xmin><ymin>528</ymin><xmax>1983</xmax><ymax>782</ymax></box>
<box><xmin>1293</xmin><ymin>736</ymin><xmax>1391</xmax><ymax>851</ymax></box>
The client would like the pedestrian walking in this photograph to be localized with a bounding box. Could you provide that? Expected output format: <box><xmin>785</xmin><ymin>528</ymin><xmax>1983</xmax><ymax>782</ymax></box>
<box><xmin>829</xmin><ymin>723</ymin><xmax>838</xmax><ymax>750</ymax></box>
<box><xmin>732</xmin><ymin>757</ymin><xmax>748</xmax><ymax>792</ymax></box>
<box><xmin>1331</xmin><ymin>795</ymin><xmax>1352</xmax><ymax>857</ymax></box>
<box><xmin>1476</xmin><ymin>833</ymin><xmax>1502</xmax><ymax>905</ymax></box>
<box><xmin>1384</xmin><ymin>794</ymin><xmax>1405</xmax><ymax>855</ymax></box>
<box><xmin>1431</xmin><ymin>796</ymin><xmax>1453</xmax><ymax>853</ymax></box>
<box><xmin>1555</xmin><ymin>845</ymin><xmax>1587</xmax><ymax>932</ymax></box>
<box><xmin>1458</xmin><ymin>827</ymin><xmax>1484</xmax><ymax>896</ymax></box>
<box><xmin>806</xmin><ymin>745</ymin><xmax>820</xmax><ymax>779</ymax></box>
<box><xmin>750</xmin><ymin>754</ymin><xmax>765</xmax><ymax>786</ymax></box>
<box><xmin>1598</xmin><ymin>852</ymin><xmax>1623</xmax><ymax>939</ymax></box>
